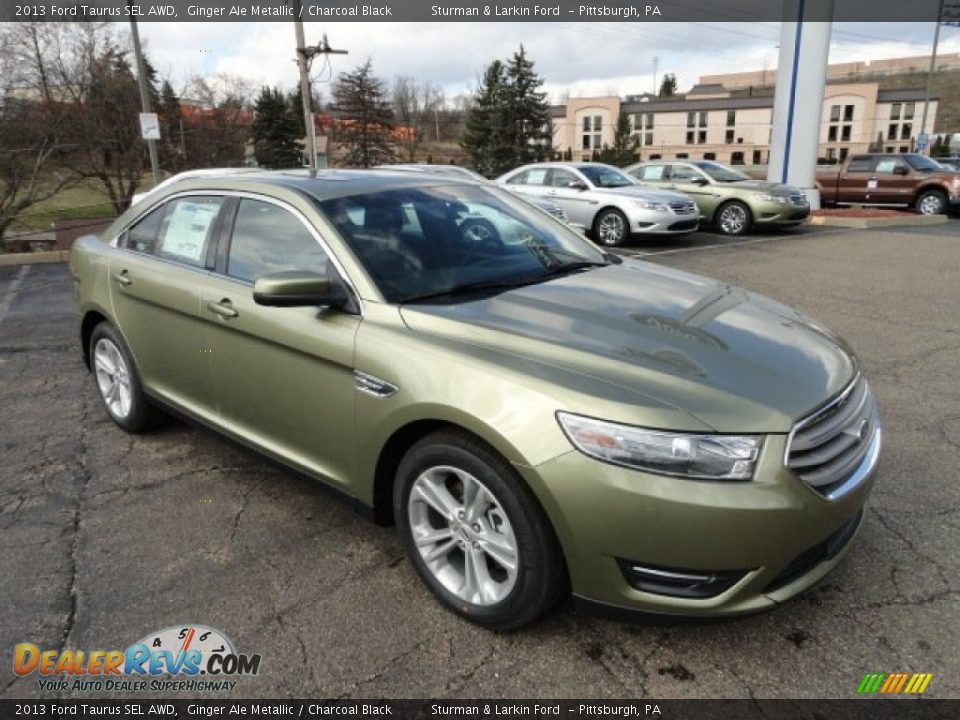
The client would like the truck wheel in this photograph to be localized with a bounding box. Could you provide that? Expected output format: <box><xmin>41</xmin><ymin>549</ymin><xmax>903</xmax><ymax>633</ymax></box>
<box><xmin>715</xmin><ymin>201</ymin><xmax>753</xmax><ymax>236</ymax></box>
<box><xmin>915</xmin><ymin>189</ymin><xmax>947</xmax><ymax>215</ymax></box>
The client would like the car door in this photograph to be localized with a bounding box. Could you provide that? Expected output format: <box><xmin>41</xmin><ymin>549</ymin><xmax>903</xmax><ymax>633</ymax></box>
<box><xmin>837</xmin><ymin>155</ymin><xmax>876</xmax><ymax>203</ymax></box>
<box><xmin>544</xmin><ymin>168</ymin><xmax>595</xmax><ymax>227</ymax></box>
<box><xmin>664</xmin><ymin>164</ymin><xmax>717</xmax><ymax>218</ymax></box>
<box><xmin>110</xmin><ymin>195</ymin><xmax>226</xmax><ymax>417</ymax></box>
<box><xmin>869</xmin><ymin>156</ymin><xmax>915</xmax><ymax>205</ymax></box>
<box><xmin>200</xmin><ymin>196</ymin><xmax>361</xmax><ymax>490</ymax></box>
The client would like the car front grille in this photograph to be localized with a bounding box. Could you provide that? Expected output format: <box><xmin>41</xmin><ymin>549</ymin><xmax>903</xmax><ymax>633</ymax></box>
<box><xmin>788</xmin><ymin>192</ymin><xmax>809</xmax><ymax>206</ymax></box>
<box><xmin>786</xmin><ymin>375</ymin><xmax>880</xmax><ymax>499</ymax></box>
<box><xmin>669</xmin><ymin>200</ymin><xmax>697</xmax><ymax>214</ymax></box>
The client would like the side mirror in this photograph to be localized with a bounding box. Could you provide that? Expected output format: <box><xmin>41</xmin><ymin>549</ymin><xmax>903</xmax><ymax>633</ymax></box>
<box><xmin>894</xmin><ymin>165</ymin><xmax>909</xmax><ymax>176</ymax></box>
<box><xmin>567</xmin><ymin>180</ymin><xmax>588</xmax><ymax>191</ymax></box>
<box><xmin>691</xmin><ymin>177</ymin><xmax>710</xmax><ymax>186</ymax></box>
<box><xmin>253</xmin><ymin>271</ymin><xmax>346</xmax><ymax>308</ymax></box>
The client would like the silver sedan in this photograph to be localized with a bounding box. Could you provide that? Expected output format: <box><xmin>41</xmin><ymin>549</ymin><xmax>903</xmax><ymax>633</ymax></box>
<box><xmin>495</xmin><ymin>162</ymin><xmax>699</xmax><ymax>246</ymax></box>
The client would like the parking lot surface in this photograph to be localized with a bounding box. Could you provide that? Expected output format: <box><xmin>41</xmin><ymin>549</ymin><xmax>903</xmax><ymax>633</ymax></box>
<box><xmin>1</xmin><ymin>221</ymin><xmax>958</xmax><ymax>699</ymax></box>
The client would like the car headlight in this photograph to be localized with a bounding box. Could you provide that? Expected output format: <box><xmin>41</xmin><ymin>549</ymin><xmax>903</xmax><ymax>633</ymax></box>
<box><xmin>557</xmin><ymin>412</ymin><xmax>762</xmax><ymax>480</ymax></box>
<box><xmin>757</xmin><ymin>194</ymin><xmax>788</xmax><ymax>204</ymax></box>
<box><xmin>635</xmin><ymin>200</ymin><xmax>669</xmax><ymax>211</ymax></box>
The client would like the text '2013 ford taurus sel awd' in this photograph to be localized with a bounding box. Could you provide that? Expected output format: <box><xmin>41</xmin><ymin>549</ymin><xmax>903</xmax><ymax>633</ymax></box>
<box><xmin>71</xmin><ymin>169</ymin><xmax>880</xmax><ymax>630</ymax></box>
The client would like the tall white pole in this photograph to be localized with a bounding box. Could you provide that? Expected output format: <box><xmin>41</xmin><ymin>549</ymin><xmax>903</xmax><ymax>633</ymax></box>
<box><xmin>767</xmin><ymin>0</ymin><xmax>834</xmax><ymax>208</ymax></box>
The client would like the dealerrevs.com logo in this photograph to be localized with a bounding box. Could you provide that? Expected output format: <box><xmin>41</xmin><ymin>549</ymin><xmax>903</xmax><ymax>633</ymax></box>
<box><xmin>13</xmin><ymin>625</ymin><xmax>262</xmax><ymax>693</ymax></box>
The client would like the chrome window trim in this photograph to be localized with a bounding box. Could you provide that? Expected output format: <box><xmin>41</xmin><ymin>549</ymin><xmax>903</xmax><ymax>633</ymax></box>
<box><xmin>111</xmin><ymin>188</ymin><xmax>364</xmax><ymax>315</ymax></box>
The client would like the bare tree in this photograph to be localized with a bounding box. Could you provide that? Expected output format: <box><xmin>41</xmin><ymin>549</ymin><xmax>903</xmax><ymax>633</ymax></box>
<box><xmin>180</xmin><ymin>73</ymin><xmax>256</xmax><ymax>168</ymax></box>
<box><xmin>392</xmin><ymin>76</ymin><xmax>443</xmax><ymax>161</ymax></box>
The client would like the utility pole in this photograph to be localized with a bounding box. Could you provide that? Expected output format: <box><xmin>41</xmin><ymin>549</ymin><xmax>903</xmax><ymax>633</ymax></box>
<box><xmin>652</xmin><ymin>56</ymin><xmax>659</xmax><ymax>95</ymax></box>
<box><xmin>919</xmin><ymin>0</ymin><xmax>945</xmax><ymax>155</ymax></box>
<box><xmin>128</xmin><ymin>8</ymin><xmax>160</xmax><ymax>186</ymax></box>
<box><xmin>291</xmin><ymin>0</ymin><xmax>317</xmax><ymax>170</ymax></box>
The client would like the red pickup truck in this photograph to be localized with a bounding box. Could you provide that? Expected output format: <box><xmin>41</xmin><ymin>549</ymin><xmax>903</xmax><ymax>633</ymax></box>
<box><xmin>816</xmin><ymin>153</ymin><xmax>960</xmax><ymax>215</ymax></box>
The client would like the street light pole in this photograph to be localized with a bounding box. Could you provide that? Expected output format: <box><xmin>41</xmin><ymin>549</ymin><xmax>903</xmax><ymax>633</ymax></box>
<box><xmin>919</xmin><ymin>0</ymin><xmax>945</xmax><ymax>155</ymax></box>
<box><xmin>128</xmin><ymin>9</ymin><xmax>160</xmax><ymax>186</ymax></box>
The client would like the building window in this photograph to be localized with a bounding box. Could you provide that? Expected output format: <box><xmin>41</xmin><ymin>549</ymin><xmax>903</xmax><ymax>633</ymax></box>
<box><xmin>698</xmin><ymin>111</ymin><xmax>708</xmax><ymax>128</ymax></box>
<box><xmin>593</xmin><ymin>115</ymin><xmax>602</xmax><ymax>132</ymax></box>
<box><xmin>687</xmin><ymin>112</ymin><xmax>696</xmax><ymax>128</ymax></box>
<box><xmin>826</xmin><ymin>148</ymin><xmax>836</xmax><ymax>161</ymax></box>
<box><xmin>731</xmin><ymin>151</ymin><xmax>745</xmax><ymax>165</ymax></box>
<box><xmin>582</xmin><ymin>117</ymin><xmax>590</xmax><ymax>132</ymax></box>
<box><xmin>593</xmin><ymin>133</ymin><xmax>602</xmax><ymax>148</ymax></box>
<box><xmin>841</xmin><ymin>125</ymin><xmax>851</xmax><ymax>141</ymax></box>
<box><xmin>726</xmin><ymin>110</ymin><xmax>736</xmax><ymax>126</ymax></box>
<box><xmin>725</xmin><ymin>129</ymin><xmax>734</xmax><ymax>144</ymax></box>
<box><xmin>645</xmin><ymin>112</ymin><xmax>654</xmax><ymax>129</ymax></box>
<box><xmin>686</xmin><ymin>130</ymin><xmax>695</xmax><ymax>144</ymax></box>
<box><xmin>901</xmin><ymin>123</ymin><xmax>912</xmax><ymax>139</ymax></box>
<box><xmin>839</xmin><ymin>148</ymin><xmax>849</xmax><ymax>161</ymax></box>
<box><xmin>697</xmin><ymin>130</ymin><xmax>707</xmax><ymax>144</ymax></box>
<box><xmin>828</xmin><ymin>125</ymin><xmax>838</xmax><ymax>142</ymax></box>
<box><xmin>830</xmin><ymin>105</ymin><xmax>841</xmax><ymax>122</ymax></box>
<box><xmin>676</xmin><ymin>153</ymin><xmax>689</xmax><ymax>159</ymax></box>
<box><xmin>890</xmin><ymin>103</ymin><xmax>901</xmax><ymax>120</ymax></box>
<box><xmin>582</xmin><ymin>134</ymin><xmax>590</xmax><ymax>150</ymax></box>
<box><xmin>843</xmin><ymin>105</ymin><xmax>854</xmax><ymax>122</ymax></box>
<box><xmin>752</xmin><ymin>150</ymin><xmax>762</xmax><ymax>165</ymax></box>
<box><xmin>704</xmin><ymin>152</ymin><xmax>716</xmax><ymax>160</ymax></box>
<box><xmin>904</xmin><ymin>102</ymin><xmax>915</xmax><ymax>120</ymax></box>
<box><xmin>644</xmin><ymin>132</ymin><xmax>653</xmax><ymax>146</ymax></box>
<box><xmin>885</xmin><ymin>146</ymin><xmax>894</xmax><ymax>153</ymax></box>
<box><xmin>887</xmin><ymin>124</ymin><xmax>898</xmax><ymax>140</ymax></box>
<box><xmin>649</xmin><ymin>153</ymin><xmax>661</xmax><ymax>160</ymax></box>
<box><xmin>899</xmin><ymin>146</ymin><xmax>909</xmax><ymax>152</ymax></box>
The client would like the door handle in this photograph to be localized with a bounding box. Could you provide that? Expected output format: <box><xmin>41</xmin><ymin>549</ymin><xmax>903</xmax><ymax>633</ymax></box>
<box><xmin>207</xmin><ymin>300</ymin><xmax>238</xmax><ymax>320</ymax></box>
<box><xmin>112</xmin><ymin>270</ymin><xmax>132</xmax><ymax>287</ymax></box>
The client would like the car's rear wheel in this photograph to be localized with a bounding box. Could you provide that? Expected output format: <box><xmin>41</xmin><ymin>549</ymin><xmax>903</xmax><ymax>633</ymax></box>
<box><xmin>594</xmin><ymin>208</ymin><xmax>629</xmax><ymax>246</ymax></box>
<box><xmin>715</xmin><ymin>200</ymin><xmax>753</xmax><ymax>236</ymax></box>
<box><xmin>394</xmin><ymin>430</ymin><xmax>565</xmax><ymax>630</ymax></box>
<box><xmin>89</xmin><ymin>322</ymin><xmax>157</xmax><ymax>432</ymax></box>
<box><xmin>915</xmin><ymin>189</ymin><xmax>947</xmax><ymax>215</ymax></box>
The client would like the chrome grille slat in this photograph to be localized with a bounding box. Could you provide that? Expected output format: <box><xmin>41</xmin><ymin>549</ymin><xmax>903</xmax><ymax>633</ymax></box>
<box><xmin>786</xmin><ymin>376</ymin><xmax>879</xmax><ymax>498</ymax></box>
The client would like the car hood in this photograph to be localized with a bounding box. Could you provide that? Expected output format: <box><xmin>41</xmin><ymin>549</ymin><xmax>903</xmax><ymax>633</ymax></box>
<box><xmin>399</xmin><ymin>259</ymin><xmax>856</xmax><ymax>432</ymax></box>
<box><xmin>593</xmin><ymin>185</ymin><xmax>693</xmax><ymax>202</ymax></box>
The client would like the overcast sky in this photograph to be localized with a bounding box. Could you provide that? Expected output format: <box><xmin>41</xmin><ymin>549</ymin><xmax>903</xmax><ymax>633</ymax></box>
<box><xmin>137</xmin><ymin>21</ymin><xmax>960</xmax><ymax>103</ymax></box>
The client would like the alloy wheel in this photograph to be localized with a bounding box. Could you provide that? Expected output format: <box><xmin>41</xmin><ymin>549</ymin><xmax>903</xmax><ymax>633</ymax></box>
<box><xmin>94</xmin><ymin>338</ymin><xmax>133</xmax><ymax>419</ymax></box>
<box><xmin>408</xmin><ymin>465</ymin><xmax>519</xmax><ymax>606</ymax></box>
<box><xmin>597</xmin><ymin>212</ymin><xmax>626</xmax><ymax>245</ymax></box>
<box><xmin>719</xmin><ymin>204</ymin><xmax>748</xmax><ymax>234</ymax></box>
<box><xmin>917</xmin><ymin>194</ymin><xmax>944</xmax><ymax>215</ymax></box>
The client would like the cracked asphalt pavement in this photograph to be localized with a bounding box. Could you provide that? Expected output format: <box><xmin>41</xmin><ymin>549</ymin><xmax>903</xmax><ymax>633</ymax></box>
<box><xmin>1</xmin><ymin>221</ymin><xmax>958</xmax><ymax>699</ymax></box>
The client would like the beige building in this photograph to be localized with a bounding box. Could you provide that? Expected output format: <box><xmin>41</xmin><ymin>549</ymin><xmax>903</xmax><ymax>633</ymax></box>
<box><xmin>550</xmin><ymin>81</ymin><xmax>938</xmax><ymax>166</ymax></box>
<box><xmin>700</xmin><ymin>53</ymin><xmax>960</xmax><ymax>90</ymax></box>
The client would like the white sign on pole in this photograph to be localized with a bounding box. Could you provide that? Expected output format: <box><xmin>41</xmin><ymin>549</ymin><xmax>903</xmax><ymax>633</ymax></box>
<box><xmin>917</xmin><ymin>133</ymin><xmax>930</xmax><ymax>150</ymax></box>
<box><xmin>139</xmin><ymin>113</ymin><xmax>161</xmax><ymax>140</ymax></box>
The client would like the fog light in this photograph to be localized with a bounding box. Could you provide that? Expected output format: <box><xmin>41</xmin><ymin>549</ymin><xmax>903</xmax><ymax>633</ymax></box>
<box><xmin>617</xmin><ymin>559</ymin><xmax>748</xmax><ymax>599</ymax></box>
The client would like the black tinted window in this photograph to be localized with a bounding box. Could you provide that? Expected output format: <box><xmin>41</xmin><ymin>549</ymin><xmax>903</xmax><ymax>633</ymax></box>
<box><xmin>154</xmin><ymin>196</ymin><xmax>223</xmax><ymax>267</ymax></box>
<box><xmin>227</xmin><ymin>199</ymin><xmax>329</xmax><ymax>283</ymax></box>
<box><xmin>123</xmin><ymin>205</ymin><xmax>166</xmax><ymax>253</ymax></box>
<box><xmin>847</xmin><ymin>156</ymin><xmax>874</xmax><ymax>172</ymax></box>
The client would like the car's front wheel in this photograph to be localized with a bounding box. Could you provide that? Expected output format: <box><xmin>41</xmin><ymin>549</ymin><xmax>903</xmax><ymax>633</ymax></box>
<box><xmin>89</xmin><ymin>322</ymin><xmax>157</xmax><ymax>432</ymax></box>
<box><xmin>394</xmin><ymin>430</ymin><xmax>565</xmax><ymax>630</ymax></box>
<box><xmin>593</xmin><ymin>208</ymin><xmax>629</xmax><ymax>246</ymax></box>
<box><xmin>715</xmin><ymin>200</ymin><xmax>753</xmax><ymax>236</ymax></box>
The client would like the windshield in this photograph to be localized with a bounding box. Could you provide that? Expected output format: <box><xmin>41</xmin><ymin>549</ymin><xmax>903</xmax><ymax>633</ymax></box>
<box><xmin>317</xmin><ymin>184</ymin><xmax>606</xmax><ymax>304</ymax></box>
<box><xmin>576</xmin><ymin>165</ymin><xmax>636</xmax><ymax>188</ymax></box>
<box><xmin>904</xmin><ymin>154</ymin><xmax>947</xmax><ymax>172</ymax></box>
<box><xmin>694</xmin><ymin>161</ymin><xmax>750</xmax><ymax>182</ymax></box>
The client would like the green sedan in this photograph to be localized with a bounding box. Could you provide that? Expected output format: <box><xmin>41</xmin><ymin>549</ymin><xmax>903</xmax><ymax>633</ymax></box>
<box><xmin>71</xmin><ymin>169</ymin><xmax>878</xmax><ymax>629</ymax></box>
<box><xmin>626</xmin><ymin>160</ymin><xmax>811</xmax><ymax>235</ymax></box>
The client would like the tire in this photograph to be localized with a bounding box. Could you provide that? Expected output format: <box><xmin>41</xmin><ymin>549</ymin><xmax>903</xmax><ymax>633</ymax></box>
<box><xmin>89</xmin><ymin>322</ymin><xmax>158</xmax><ymax>433</ymax></box>
<box><xmin>593</xmin><ymin>208</ymin><xmax>629</xmax><ymax>247</ymax></box>
<box><xmin>394</xmin><ymin>430</ymin><xmax>565</xmax><ymax>631</ymax></box>
<box><xmin>915</xmin><ymin>189</ymin><xmax>947</xmax><ymax>216</ymax></box>
<box><xmin>714</xmin><ymin>200</ymin><xmax>753</xmax><ymax>236</ymax></box>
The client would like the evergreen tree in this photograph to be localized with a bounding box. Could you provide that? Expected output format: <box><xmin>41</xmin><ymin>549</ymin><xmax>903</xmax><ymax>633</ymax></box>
<box><xmin>504</xmin><ymin>45</ymin><xmax>553</xmax><ymax>165</ymax></box>
<box><xmin>289</xmin><ymin>85</ymin><xmax>307</xmax><ymax>138</ymax></box>
<box><xmin>158</xmin><ymin>80</ymin><xmax>183</xmax><ymax>172</ymax></box>
<box><xmin>461</xmin><ymin>60</ymin><xmax>511</xmax><ymax>177</ymax></box>
<box><xmin>159</xmin><ymin>80</ymin><xmax>181</xmax><ymax>123</ymax></box>
<box><xmin>601</xmin><ymin>112</ymin><xmax>639</xmax><ymax>166</ymax></box>
<box><xmin>332</xmin><ymin>59</ymin><xmax>395</xmax><ymax>167</ymax></box>
<box><xmin>930</xmin><ymin>135</ymin><xmax>945</xmax><ymax>157</ymax></box>
<box><xmin>658</xmin><ymin>73</ymin><xmax>678</xmax><ymax>97</ymax></box>
<box><xmin>252</xmin><ymin>86</ymin><xmax>302</xmax><ymax>169</ymax></box>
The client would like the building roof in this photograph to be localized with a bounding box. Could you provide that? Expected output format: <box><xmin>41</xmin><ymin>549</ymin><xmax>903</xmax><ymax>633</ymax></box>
<box><xmin>687</xmin><ymin>83</ymin><xmax>729</xmax><ymax>95</ymax></box>
<box><xmin>876</xmin><ymin>89</ymin><xmax>937</xmax><ymax>102</ymax></box>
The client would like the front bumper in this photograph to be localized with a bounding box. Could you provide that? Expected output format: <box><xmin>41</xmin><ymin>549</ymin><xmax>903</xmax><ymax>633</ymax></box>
<box><xmin>753</xmin><ymin>201</ymin><xmax>811</xmax><ymax>226</ymax></box>
<box><xmin>518</xmin><ymin>431</ymin><xmax>878</xmax><ymax>617</ymax></box>
<box><xmin>625</xmin><ymin>207</ymin><xmax>700</xmax><ymax>235</ymax></box>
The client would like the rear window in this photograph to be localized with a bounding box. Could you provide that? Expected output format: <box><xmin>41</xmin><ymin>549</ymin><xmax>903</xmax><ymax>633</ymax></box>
<box><xmin>846</xmin><ymin>156</ymin><xmax>874</xmax><ymax>172</ymax></box>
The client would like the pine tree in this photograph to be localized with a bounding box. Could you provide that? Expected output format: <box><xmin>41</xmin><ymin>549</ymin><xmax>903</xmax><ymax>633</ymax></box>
<box><xmin>332</xmin><ymin>59</ymin><xmax>395</xmax><ymax>167</ymax></box>
<box><xmin>606</xmin><ymin>112</ymin><xmax>639</xmax><ymax>166</ymax></box>
<box><xmin>659</xmin><ymin>73</ymin><xmax>678</xmax><ymax>97</ymax></box>
<box><xmin>504</xmin><ymin>45</ymin><xmax>553</xmax><ymax>166</ymax></box>
<box><xmin>252</xmin><ymin>86</ymin><xmax>302</xmax><ymax>169</ymax></box>
<box><xmin>461</xmin><ymin>60</ymin><xmax>511</xmax><ymax>177</ymax></box>
<box><xmin>158</xmin><ymin>80</ymin><xmax>183</xmax><ymax>171</ymax></box>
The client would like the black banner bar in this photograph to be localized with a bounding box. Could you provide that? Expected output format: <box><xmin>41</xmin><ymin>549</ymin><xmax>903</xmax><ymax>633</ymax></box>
<box><xmin>0</xmin><ymin>0</ymin><xmax>951</xmax><ymax>23</ymax></box>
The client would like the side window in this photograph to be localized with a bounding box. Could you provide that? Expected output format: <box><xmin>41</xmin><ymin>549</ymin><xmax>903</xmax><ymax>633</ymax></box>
<box><xmin>122</xmin><ymin>205</ymin><xmax>166</xmax><ymax>253</ymax></box>
<box><xmin>875</xmin><ymin>158</ymin><xmax>907</xmax><ymax>174</ymax></box>
<box><xmin>635</xmin><ymin>165</ymin><xmax>666</xmax><ymax>181</ymax></box>
<box><xmin>668</xmin><ymin>165</ymin><xmax>699</xmax><ymax>181</ymax></box>
<box><xmin>504</xmin><ymin>170</ymin><xmax>528</xmax><ymax>185</ymax></box>
<box><xmin>846</xmin><ymin>156</ymin><xmax>874</xmax><ymax>172</ymax></box>
<box><xmin>524</xmin><ymin>168</ymin><xmax>549</xmax><ymax>187</ymax></box>
<box><xmin>227</xmin><ymin>199</ymin><xmax>329</xmax><ymax>284</ymax></box>
<box><xmin>547</xmin><ymin>169</ymin><xmax>579</xmax><ymax>188</ymax></box>
<box><xmin>154</xmin><ymin>196</ymin><xmax>224</xmax><ymax>267</ymax></box>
